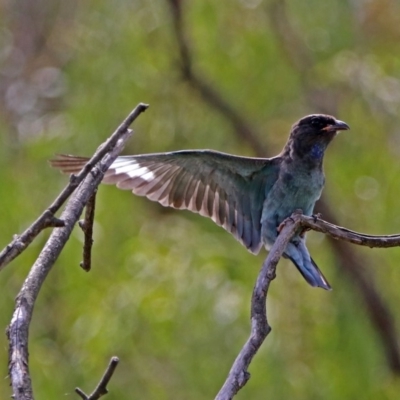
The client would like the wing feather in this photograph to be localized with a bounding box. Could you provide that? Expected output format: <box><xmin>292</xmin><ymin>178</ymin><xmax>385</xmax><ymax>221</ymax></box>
<box><xmin>50</xmin><ymin>150</ymin><xmax>281</xmax><ymax>254</ymax></box>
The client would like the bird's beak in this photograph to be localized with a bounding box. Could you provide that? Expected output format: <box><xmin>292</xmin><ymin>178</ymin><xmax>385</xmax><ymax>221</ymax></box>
<box><xmin>322</xmin><ymin>120</ymin><xmax>350</xmax><ymax>133</ymax></box>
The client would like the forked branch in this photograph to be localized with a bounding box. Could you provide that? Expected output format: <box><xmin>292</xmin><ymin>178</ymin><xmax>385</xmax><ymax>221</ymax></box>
<box><xmin>216</xmin><ymin>211</ymin><xmax>400</xmax><ymax>399</ymax></box>
<box><xmin>6</xmin><ymin>103</ymin><xmax>148</xmax><ymax>400</ymax></box>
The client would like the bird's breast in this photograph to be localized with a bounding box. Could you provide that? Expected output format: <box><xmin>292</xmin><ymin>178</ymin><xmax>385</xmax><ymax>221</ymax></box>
<box><xmin>261</xmin><ymin>165</ymin><xmax>324</xmax><ymax>228</ymax></box>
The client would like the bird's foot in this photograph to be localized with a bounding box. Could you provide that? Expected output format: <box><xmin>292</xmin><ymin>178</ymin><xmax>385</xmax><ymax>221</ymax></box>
<box><xmin>277</xmin><ymin>220</ymin><xmax>287</xmax><ymax>233</ymax></box>
<box><xmin>298</xmin><ymin>213</ymin><xmax>322</xmax><ymax>237</ymax></box>
<box><xmin>277</xmin><ymin>209</ymin><xmax>303</xmax><ymax>233</ymax></box>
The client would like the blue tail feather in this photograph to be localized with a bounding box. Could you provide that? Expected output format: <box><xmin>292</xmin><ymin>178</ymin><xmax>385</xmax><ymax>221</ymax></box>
<box><xmin>284</xmin><ymin>241</ymin><xmax>331</xmax><ymax>290</ymax></box>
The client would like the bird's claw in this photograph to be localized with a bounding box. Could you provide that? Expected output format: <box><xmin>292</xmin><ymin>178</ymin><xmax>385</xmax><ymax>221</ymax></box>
<box><xmin>277</xmin><ymin>209</ymin><xmax>304</xmax><ymax>233</ymax></box>
<box><xmin>277</xmin><ymin>220</ymin><xmax>286</xmax><ymax>233</ymax></box>
<box><xmin>298</xmin><ymin>213</ymin><xmax>321</xmax><ymax>237</ymax></box>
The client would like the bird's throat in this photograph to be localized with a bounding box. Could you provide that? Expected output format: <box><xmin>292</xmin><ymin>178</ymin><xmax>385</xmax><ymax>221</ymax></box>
<box><xmin>309</xmin><ymin>143</ymin><xmax>325</xmax><ymax>161</ymax></box>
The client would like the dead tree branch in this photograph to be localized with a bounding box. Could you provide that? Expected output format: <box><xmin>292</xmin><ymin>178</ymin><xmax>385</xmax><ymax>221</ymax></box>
<box><xmin>300</xmin><ymin>215</ymin><xmax>400</xmax><ymax>247</ymax></box>
<box><xmin>75</xmin><ymin>357</ymin><xmax>120</xmax><ymax>400</ymax></box>
<box><xmin>216</xmin><ymin>211</ymin><xmax>400</xmax><ymax>399</ymax></box>
<box><xmin>6</xmin><ymin>103</ymin><xmax>148</xmax><ymax>400</ymax></box>
<box><xmin>0</xmin><ymin>104</ymin><xmax>148</xmax><ymax>271</ymax></box>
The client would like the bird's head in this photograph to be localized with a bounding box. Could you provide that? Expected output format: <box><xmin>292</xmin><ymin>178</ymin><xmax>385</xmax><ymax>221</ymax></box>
<box><xmin>285</xmin><ymin>114</ymin><xmax>350</xmax><ymax>163</ymax></box>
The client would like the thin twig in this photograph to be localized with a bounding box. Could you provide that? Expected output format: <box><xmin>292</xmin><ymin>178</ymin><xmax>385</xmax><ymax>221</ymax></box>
<box><xmin>75</xmin><ymin>357</ymin><xmax>120</xmax><ymax>400</ymax></box>
<box><xmin>0</xmin><ymin>103</ymin><xmax>149</xmax><ymax>271</ymax></box>
<box><xmin>216</xmin><ymin>213</ymin><xmax>302</xmax><ymax>400</ymax></box>
<box><xmin>7</xmin><ymin>103</ymin><xmax>148</xmax><ymax>400</ymax></box>
<box><xmin>301</xmin><ymin>215</ymin><xmax>400</xmax><ymax>248</ymax></box>
<box><xmin>79</xmin><ymin>191</ymin><xmax>97</xmax><ymax>272</ymax></box>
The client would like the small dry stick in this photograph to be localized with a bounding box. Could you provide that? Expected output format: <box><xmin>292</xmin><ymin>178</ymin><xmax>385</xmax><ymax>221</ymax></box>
<box><xmin>75</xmin><ymin>357</ymin><xmax>120</xmax><ymax>400</ymax></box>
<box><xmin>79</xmin><ymin>190</ymin><xmax>97</xmax><ymax>271</ymax></box>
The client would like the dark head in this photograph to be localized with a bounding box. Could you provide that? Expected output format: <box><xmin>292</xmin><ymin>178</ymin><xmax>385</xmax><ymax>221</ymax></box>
<box><xmin>283</xmin><ymin>114</ymin><xmax>349</xmax><ymax>163</ymax></box>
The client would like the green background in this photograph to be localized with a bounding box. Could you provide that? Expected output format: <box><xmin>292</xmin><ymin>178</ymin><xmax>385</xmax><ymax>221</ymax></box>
<box><xmin>1</xmin><ymin>0</ymin><xmax>400</xmax><ymax>398</ymax></box>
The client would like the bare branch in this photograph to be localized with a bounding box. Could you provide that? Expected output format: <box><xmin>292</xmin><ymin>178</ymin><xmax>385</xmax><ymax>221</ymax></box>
<box><xmin>0</xmin><ymin>103</ymin><xmax>148</xmax><ymax>271</ymax></box>
<box><xmin>75</xmin><ymin>357</ymin><xmax>120</xmax><ymax>400</ymax></box>
<box><xmin>216</xmin><ymin>210</ymin><xmax>400</xmax><ymax>398</ymax></box>
<box><xmin>301</xmin><ymin>215</ymin><xmax>400</xmax><ymax>248</ymax></box>
<box><xmin>216</xmin><ymin>213</ymin><xmax>302</xmax><ymax>399</ymax></box>
<box><xmin>79</xmin><ymin>191</ymin><xmax>97</xmax><ymax>272</ymax></box>
<box><xmin>7</xmin><ymin>103</ymin><xmax>148</xmax><ymax>400</ymax></box>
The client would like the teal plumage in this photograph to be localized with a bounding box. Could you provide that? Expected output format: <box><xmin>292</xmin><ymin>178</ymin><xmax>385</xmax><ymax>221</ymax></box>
<box><xmin>51</xmin><ymin>114</ymin><xmax>349</xmax><ymax>290</ymax></box>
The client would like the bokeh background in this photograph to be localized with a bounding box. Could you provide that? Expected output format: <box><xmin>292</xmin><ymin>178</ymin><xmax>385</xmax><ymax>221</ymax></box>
<box><xmin>1</xmin><ymin>0</ymin><xmax>400</xmax><ymax>398</ymax></box>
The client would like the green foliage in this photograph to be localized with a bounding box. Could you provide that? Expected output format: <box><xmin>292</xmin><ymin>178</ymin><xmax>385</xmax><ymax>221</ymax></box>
<box><xmin>1</xmin><ymin>0</ymin><xmax>400</xmax><ymax>398</ymax></box>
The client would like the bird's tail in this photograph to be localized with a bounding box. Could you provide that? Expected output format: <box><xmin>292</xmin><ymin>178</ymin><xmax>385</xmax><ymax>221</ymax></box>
<box><xmin>285</xmin><ymin>241</ymin><xmax>332</xmax><ymax>290</ymax></box>
<box><xmin>291</xmin><ymin>256</ymin><xmax>332</xmax><ymax>290</ymax></box>
<box><xmin>49</xmin><ymin>154</ymin><xmax>90</xmax><ymax>174</ymax></box>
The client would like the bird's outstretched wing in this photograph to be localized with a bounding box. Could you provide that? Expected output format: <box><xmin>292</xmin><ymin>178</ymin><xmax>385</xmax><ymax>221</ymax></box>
<box><xmin>51</xmin><ymin>151</ymin><xmax>281</xmax><ymax>254</ymax></box>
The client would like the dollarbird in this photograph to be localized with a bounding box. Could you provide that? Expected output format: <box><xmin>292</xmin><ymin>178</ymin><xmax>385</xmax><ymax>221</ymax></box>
<box><xmin>50</xmin><ymin>114</ymin><xmax>349</xmax><ymax>290</ymax></box>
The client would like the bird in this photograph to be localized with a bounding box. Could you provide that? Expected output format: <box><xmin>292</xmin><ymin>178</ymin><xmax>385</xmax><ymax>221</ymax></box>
<box><xmin>50</xmin><ymin>114</ymin><xmax>349</xmax><ymax>290</ymax></box>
